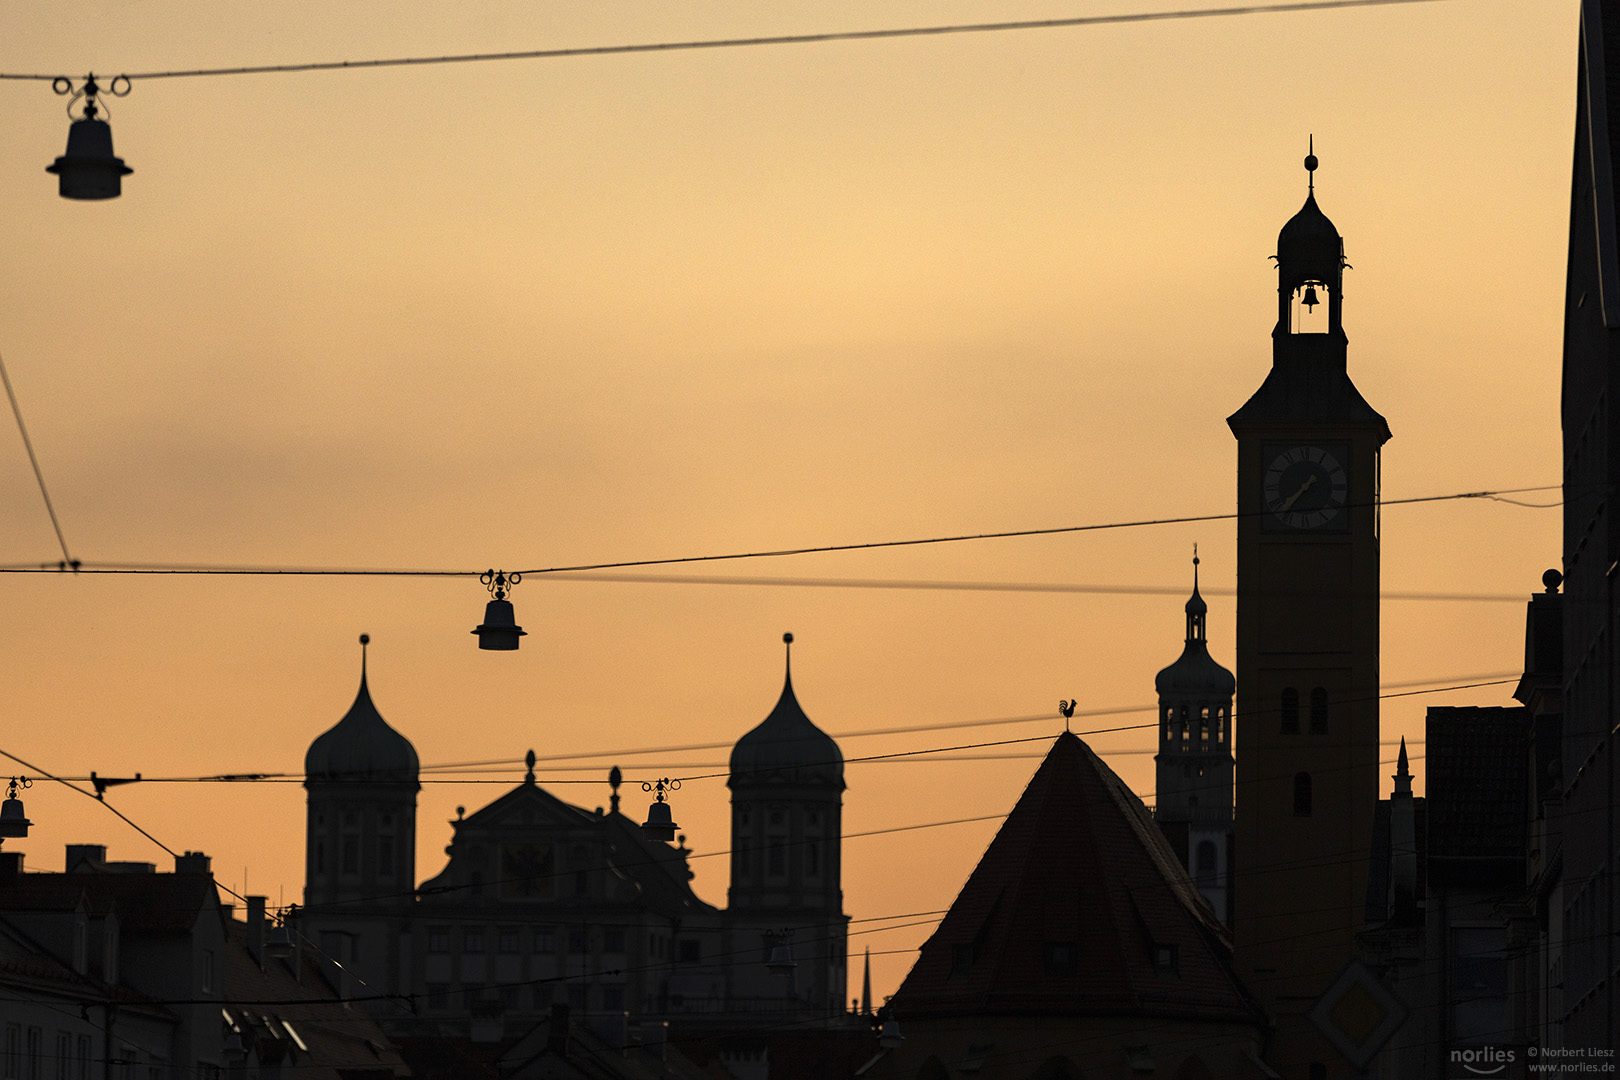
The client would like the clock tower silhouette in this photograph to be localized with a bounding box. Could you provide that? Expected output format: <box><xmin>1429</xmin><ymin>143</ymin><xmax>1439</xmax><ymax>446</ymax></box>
<box><xmin>1227</xmin><ymin>149</ymin><xmax>1390</xmax><ymax>1079</ymax></box>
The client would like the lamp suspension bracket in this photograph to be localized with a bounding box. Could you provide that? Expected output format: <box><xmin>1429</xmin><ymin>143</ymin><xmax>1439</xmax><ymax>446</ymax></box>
<box><xmin>640</xmin><ymin>777</ymin><xmax>682</xmax><ymax>841</ymax></box>
<box><xmin>473</xmin><ymin>569</ymin><xmax>527</xmax><ymax>650</ymax></box>
<box><xmin>47</xmin><ymin>73</ymin><xmax>133</xmax><ymax>200</ymax></box>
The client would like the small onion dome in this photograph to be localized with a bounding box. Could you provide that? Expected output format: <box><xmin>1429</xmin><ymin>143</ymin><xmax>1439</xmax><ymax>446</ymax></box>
<box><xmin>305</xmin><ymin>658</ymin><xmax>419</xmax><ymax>784</ymax></box>
<box><xmin>1155</xmin><ymin>585</ymin><xmax>1235</xmax><ymax>698</ymax></box>
<box><xmin>1276</xmin><ymin>190</ymin><xmax>1343</xmax><ymax>294</ymax></box>
<box><xmin>729</xmin><ymin>636</ymin><xmax>843</xmax><ymax>789</ymax></box>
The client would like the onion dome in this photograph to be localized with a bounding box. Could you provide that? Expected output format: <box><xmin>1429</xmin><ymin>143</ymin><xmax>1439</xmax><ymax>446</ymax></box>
<box><xmin>729</xmin><ymin>634</ymin><xmax>844</xmax><ymax>789</ymax></box>
<box><xmin>1276</xmin><ymin>147</ymin><xmax>1344</xmax><ymax>296</ymax></box>
<box><xmin>305</xmin><ymin>636</ymin><xmax>420</xmax><ymax>784</ymax></box>
<box><xmin>1155</xmin><ymin>558</ymin><xmax>1235</xmax><ymax>698</ymax></box>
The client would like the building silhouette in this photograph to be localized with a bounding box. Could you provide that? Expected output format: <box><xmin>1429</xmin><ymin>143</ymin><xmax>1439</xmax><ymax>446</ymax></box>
<box><xmin>1226</xmin><ymin>151</ymin><xmax>1390</xmax><ymax>1079</ymax></box>
<box><xmin>299</xmin><ymin>635</ymin><xmax>854</xmax><ymax>1063</ymax></box>
<box><xmin>1555</xmin><ymin>0</ymin><xmax>1620</xmax><ymax>1049</ymax></box>
<box><xmin>1153</xmin><ymin>554</ymin><xmax>1236</xmax><ymax>925</ymax></box>
<box><xmin>862</xmin><ymin>732</ymin><xmax>1269</xmax><ymax>1080</ymax></box>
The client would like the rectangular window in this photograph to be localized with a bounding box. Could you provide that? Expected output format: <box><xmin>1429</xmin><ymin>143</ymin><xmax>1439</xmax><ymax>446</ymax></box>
<box><xmin>603</xmin><ymin>929</ymin><xmax>625</xmax><ymax>954</ymax></box>
<box><xmin>567</xmin><ymin>931</ymin><xmax>586</xmax><ymax>955</ymax></box>
<box><xmin>498</xmin><ymin>928</ymin><xmax>520</xmax><ymax>954</ymax></box>
<box><xmin>678</xmin><ymin>940</ymin><xmax>701</xmax><ymax>964</ymax></box>
<box><xmin>463</xmin><ymin>929</ymin><xmax>485</xmax><ymax>954</ymax></box>
<box><xmin>1453</xmin><ymin>927</ymin><xmax>1511</xmax><ymax>1045</ymax></box>
<box><xmin>341</xmin><ymin>838</ymin><xmax>358</xmax><ymax>874</ymax></box>
<box><xmin>427</xmin><ymin>926</ymin><xmax>450</xmax><ymax>953</ymax></box>
<box><xmin>498</xmin><ymin>987</ymin><xmax>520</xmax><ymax>1010</ymax></box>
<box><xmin>806</xmin><ymin>841</ymin><xmax>820</xmax><ymax>876</ymax></box>
<box><xmin>534</xmin><ymin>928</ymin><xmax>555</xmax><ymax>953</ymax></box>
<box><xmin>5</xmin><ymin>1024</ymin><xmax>20</xmax><ymax>1079</ymax></box>
<box><xmin>201</xmin><ymin>950</ymin><xmax>214</xmax><ymax>994</ymax></box>
<box><xmin>768</xmin><ymin>841</ymin><xmax>785</xmax><ymax>877</ymax></box>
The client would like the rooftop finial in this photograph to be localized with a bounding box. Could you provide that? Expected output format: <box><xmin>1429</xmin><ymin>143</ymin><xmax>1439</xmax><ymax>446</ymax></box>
<box><xmin>1305</xmin><ymin>135</ymin><xmax>1317</xmax><ymax>193</ymax></box>
<box><xmin>524</xmin><ymin>748</ymin><xmax>536</xmax><ymax>785</ymax></box>
<box><xmin>359</xmin><ymin>633</ymin><xmax>370</xmax><ymax>680</ymax></box>
<box><xmin>783</xmin><ymin>632</ymin><xmax>794</xmax><ymax>682</ymax></box>
<box><xmin>609</xmin><ymin>765</ymin><xmax>622</xmax><ymax>814</ymax></box>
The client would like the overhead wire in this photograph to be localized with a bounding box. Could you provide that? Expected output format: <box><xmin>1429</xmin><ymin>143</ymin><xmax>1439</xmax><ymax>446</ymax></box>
<box><xmin>0</xmin><ymin>483</ymin><xmax>1560</xmax><ymax>579</ymax></box>
<box><xmin>0</xmin><ymin>350</ymin><xmax>74</xmax><ymax>570</ymax></box>
<box><xmin>0</xmin><ymin>0</ymin><xmax>1453</xmax><ymax>85</ymax></box>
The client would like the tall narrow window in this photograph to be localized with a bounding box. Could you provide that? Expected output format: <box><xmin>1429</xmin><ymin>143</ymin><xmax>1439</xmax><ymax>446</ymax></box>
<box><xmin>1281</xmin><ymin>688</ymin><xmax>1300</xmax><ymax>734</ymax></box>
<box><xmin>1309</xmin><ymin>687</ymin><xmax>1328</xmax><ymax>733</ymax></box>
<box><xmin>1293</xmin><ymin>772</ymin><xmax>1313</xmax><ymax>817</ymax></box>
<box><xmin>378</xmin><ymin>835</ymin><xmax>394</xmax><ymax>876</ymax></box>
<box><xmin>1195</xmin><ymin>841</ymin><xmax>1217</xmax><ymax>886</ymax></box>
<box><xmin>768</xmin><ymin>841</ymin><xmax>785</xmax><ymax>877</ymax></box>
<box><xmin>341</xmin><ymin>838</ymin><xmax>358</xmax><ymax>874</ymax></box>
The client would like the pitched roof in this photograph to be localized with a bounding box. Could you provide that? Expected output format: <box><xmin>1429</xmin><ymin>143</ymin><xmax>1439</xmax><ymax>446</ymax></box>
<box><xmin>1425</xmin><ymin>706</ymin><xmax>1528</xmax><ymax>881</ymax></box>
<box><xmin>889</xmin><ymin>733</ymin><xmax>1262</xmax><ymax>1025</ymax></box>
<box><xmin>223</xmin><ymin>919</ymin><xmax>408</xmax><ymax>1080</ymax></box>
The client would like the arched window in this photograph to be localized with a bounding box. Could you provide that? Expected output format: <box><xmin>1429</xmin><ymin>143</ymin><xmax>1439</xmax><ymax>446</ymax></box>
<box><xmin>1310</xmin><ymin>687</ymin><xmax>1328</xmax><ymax>733</ymax></box>
<box><xmin>1294</xmin><ymin>772</ymin><xmax>1313</xmax><ymax>817</ymax></box>
<box><xmin>1281</xmin><ymin>688</ymin><xmax>1300</xmax><ymax>734</ymax></box>
<box><xmin>1195</xmin><ymin>841</ymin><xmax>1217</xmax><ymax>886</ymax></box>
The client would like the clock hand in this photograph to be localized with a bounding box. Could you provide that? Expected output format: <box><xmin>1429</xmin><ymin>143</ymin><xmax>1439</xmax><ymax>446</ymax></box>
<box><xmin>1279</xmin><ymin>474</ymin><xmax>1318</xmax><ymax>512</ymax></box>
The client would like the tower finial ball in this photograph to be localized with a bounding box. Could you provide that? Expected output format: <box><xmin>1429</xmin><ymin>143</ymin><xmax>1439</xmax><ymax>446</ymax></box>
<box><xmin>1304</xmin><ymin>153</ymin><xmax>1318</xmax><ymax>172</ymax></box>
<box><xmin>783</xmin><ymin>632</ymin><xmax>793</xmax><ymax>645</ymax></box>
<box><xmin>1543</xmin><ymin>568</ymin><xmax>1564</xmax><ymax>593</ymax></box>
<box><xmin>360</xmin><ymin>633</ymin><xmax>370</xmax><ymax>646</ymax></box>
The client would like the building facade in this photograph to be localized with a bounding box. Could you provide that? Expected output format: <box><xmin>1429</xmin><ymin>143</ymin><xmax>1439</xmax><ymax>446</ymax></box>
<box><xmin>299</xmin><ymin>635</ymin><xmax>852</xmax><ymax>1051</ymax></box>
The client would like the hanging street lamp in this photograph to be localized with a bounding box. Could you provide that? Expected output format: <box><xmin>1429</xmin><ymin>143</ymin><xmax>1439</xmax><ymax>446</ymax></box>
<box><xmin>47</xmin><ymin>75</ymin><xmax>133</xmax><ymax>200</ymax></box>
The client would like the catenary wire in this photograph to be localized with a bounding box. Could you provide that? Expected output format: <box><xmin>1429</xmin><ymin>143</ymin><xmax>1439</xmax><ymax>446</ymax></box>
<box><xmin>0</xmin><ymin>483</ymin><xmax>1560</xmax><ymax>578</ymax></box>
<box><xmin>0</xmin><ymin>350</ymin><xmax>73</xmax><ymax>570</ymax></box>
<box><xmin>0</xmin><ymin>1</ymin><xmax>1452</xmax><ymax>84</ymax></box>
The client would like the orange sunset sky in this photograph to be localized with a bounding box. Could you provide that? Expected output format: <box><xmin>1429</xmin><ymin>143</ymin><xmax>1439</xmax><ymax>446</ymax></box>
<box><xmin>0</xmin><ymin>0</ymin><xmax>1575</xmax><ymax>1001</ymax></box>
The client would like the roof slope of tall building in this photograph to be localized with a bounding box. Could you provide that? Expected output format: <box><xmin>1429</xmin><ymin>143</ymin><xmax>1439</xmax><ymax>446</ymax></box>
<box><xmin>889</xmin><ymin>732</ymin><xmax>1261</xmax><ymax>1024</ymax></box>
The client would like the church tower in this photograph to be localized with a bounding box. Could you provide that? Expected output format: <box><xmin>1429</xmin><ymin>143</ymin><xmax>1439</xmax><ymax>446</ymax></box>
<box><xmin>727</xmin><ymin>634</ymin><xmax>848</xmax><ymax>1016</ymax></box>
<box><xmin>1153</xmin><ymin>552</ymin><xmax>1235</xmax><ymax>924</ymax></box>
<box><xmin>1227</xmin><ymin>151</ymin><xmax>1390</xmax><ymax>1079</ymax></box>
<box><xmin>304</xmin><ymin>636</ymin><xmax>420</xmax><ymax>910</ymax></box>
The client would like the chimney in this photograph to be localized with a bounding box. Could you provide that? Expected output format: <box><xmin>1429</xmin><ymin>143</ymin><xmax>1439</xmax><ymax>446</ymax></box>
<box><xmin>547</xmin><ymin>1004</ymin><xmax>570</xmax><ymax>1059</ymax></box>
<box><xmin>175</xmin><ymin>851</ymin><xmax>211</xmax><ymax>875</ymax></box>
<box><xmin>0</xmin><ymin>851</ymin><xmax>22</xmax><ymax>885</ymax></box>
<box><xmin>246</xmin><ymin>896</ymin><xmax>266</xmax><ymax>967</ymax></box>
<box><xmin>65</xmin><ymin>844</ymin><xmax>105</xmax><ymax>872</ymax></box>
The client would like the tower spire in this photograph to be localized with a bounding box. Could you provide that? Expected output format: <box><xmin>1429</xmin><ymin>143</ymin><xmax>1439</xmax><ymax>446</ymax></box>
<box><xmin>1306</xmin><ymin>135</ymin><xmax>1317</xmax><ymax>193</ymax></box>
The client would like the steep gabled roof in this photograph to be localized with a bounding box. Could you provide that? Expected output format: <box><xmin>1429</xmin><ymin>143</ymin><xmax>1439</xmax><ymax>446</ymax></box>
<box><xmin>890</xmin><ymin>733</ymin><xmax>1261</xmax><ymax>1025</ymax></box>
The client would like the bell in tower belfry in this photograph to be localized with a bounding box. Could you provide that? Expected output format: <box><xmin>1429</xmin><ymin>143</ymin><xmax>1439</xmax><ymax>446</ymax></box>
<box><xmin>1275</xmin><ymin>139</ymin><xmax>1347</xmax><ymax>338</ymax></box>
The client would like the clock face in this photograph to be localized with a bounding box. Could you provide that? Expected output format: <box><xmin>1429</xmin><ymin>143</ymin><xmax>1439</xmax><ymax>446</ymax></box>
<box><xmin>1262</xmin><ymin>443</ymin><xmax>1349</xmax><ymax>531</ymax></box>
